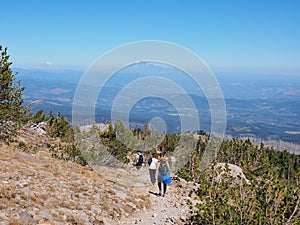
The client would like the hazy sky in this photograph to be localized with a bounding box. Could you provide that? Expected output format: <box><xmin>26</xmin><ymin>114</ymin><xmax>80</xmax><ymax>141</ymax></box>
<box><xmin>1</xmin><ymin>0</ymin><xmax>300</xmax><ymax>74</ymax></box>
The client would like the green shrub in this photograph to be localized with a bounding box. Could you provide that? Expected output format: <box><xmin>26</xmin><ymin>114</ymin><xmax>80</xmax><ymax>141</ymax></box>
<box><xmin>185</xmin><ymin>138</ymin><xmax>300</xmax><ymax>224</ymax></box>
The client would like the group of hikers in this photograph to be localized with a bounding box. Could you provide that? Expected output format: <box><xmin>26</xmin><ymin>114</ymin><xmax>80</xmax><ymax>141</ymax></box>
<box><xmin>135</xmin><ymin>150</ymin><xmax>173</xmax><ymax>197</ymax></box>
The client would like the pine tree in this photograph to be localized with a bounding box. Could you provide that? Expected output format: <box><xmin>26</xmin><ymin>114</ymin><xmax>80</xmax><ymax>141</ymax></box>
<box><xmin>0</xmin><ymin>45</ymin><xmax>25</xmax><ymax>141</ymax></box>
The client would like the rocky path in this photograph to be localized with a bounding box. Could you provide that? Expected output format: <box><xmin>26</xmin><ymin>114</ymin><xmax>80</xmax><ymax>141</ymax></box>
<box><xmin>117</xmin><ymin>166</ymin><xmax>195</xmax><ymax>225</ymax></box>
<box><xmin>119</xmin><ymin>184</ymin><xmax>187</xmax><ymax>225</ymax></box>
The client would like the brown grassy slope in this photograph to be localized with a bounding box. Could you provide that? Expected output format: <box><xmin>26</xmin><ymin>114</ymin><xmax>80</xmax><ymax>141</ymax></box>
<box><xmin>0</xmin><ymin>127</ymin><xmax>150</xmax><ymax>225</ymax></box>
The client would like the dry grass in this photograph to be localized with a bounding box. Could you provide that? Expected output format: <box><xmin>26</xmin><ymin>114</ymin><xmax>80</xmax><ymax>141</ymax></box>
<box><xmin>0</xmin><ymin>127</ymin><xmax>151</xmax><ymax>224</ymax></box>
<box><xmin>1</xmin><ymin>150</ymin><xmax>150</xmax><ymax>223</ymax></box>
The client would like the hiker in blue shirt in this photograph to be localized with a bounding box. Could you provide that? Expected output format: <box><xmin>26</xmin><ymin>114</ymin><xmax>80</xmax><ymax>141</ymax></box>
<box><xmin>155</xmin><ymin>152</ymin><xmax>172</xmax><ymax>197</ymax></box>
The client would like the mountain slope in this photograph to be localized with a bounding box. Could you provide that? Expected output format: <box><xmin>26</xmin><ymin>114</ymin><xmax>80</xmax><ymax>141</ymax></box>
<box><xmin>0</xmin><ymin>126</ymin><xmax>195</xmax><ymax>225</ymax></box>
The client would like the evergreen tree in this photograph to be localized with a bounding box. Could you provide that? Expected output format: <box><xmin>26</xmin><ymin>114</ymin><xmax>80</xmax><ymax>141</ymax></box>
<box><xmin>0</xmin><ymin>46</ymin><xmax>25</xmax><ymax>141</ymax></box>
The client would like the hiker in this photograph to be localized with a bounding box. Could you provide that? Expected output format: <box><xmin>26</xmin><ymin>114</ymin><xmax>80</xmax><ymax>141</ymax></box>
<box><xmin>148</xmin><ymin>153</ymin><xmax>159</xmax><ymax>185</ymax></box>
<box><xmin>155</xmin><ymin>152</ymin><xmax>172</xmax><ymax>197</ymax></box>
<box><xmin>135</xmin><ymin>151</ymin><xmax>143</xmax><ymax>170</ymax></box>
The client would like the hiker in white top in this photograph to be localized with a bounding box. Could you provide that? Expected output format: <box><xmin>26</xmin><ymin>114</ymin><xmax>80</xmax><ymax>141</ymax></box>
<box><xmin>148</xmin><ymin>153</ymin><xmax>159</xmax><ymax>185</ymax></box>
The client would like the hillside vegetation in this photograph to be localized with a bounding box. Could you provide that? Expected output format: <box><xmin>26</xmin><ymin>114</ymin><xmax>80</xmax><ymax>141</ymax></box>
<box><xmin>182</xmin><ymin>137</ymin><xmax>300</xmax><ymax>224</ymax></box>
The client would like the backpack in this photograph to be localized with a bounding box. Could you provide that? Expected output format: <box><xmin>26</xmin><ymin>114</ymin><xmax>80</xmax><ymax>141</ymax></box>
<box><xmin>159</xmin><ymin>160</ymin><xmax>168</xmax><ymax>176</ymax></box>
<box><xmin>136</xmin><ymin>154</ymin><xmax>143</xmax><ymax>166</ymax></box>
<box><xmin>148</xmin><ymin>158</ymin><xmax>152</xmax><ymax>166</ymax></box>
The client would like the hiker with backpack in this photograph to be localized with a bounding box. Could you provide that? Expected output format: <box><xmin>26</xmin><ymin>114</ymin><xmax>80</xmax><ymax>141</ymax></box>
<box><xmin>135</xmin><ymin>151</ymin><xmax>144</xmax><ymax>170</ymax></box>
<box><xmin>148</xmin><ymin>153</ymin><xmax>159</xmax><ymax>185</ymax></box>
<box><xmin>155</xmin><ymin>152</ymin><xmax>172</xmax><ymax>197</ymax></box>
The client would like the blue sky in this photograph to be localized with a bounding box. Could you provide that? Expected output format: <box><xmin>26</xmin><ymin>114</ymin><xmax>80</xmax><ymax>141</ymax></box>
<box><xmin>1</xmin><ymin>0</ymin><xmax>300</xmax><ymax>74</ymax></box>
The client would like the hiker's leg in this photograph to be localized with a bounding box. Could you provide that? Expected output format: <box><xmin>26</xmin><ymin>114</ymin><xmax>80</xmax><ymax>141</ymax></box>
<box><xmin>153</xmin><ymin>170</ymin><xmax>157</xmax><ymax>183</ymax></box>
<box><xmin>149</xmin><ymin>169</ymin><xmax>155</xmax><ymax>184</ymax></box>
<box><xmin>158</xmin><ymin>181</ymin><xmax>162</xmax><ymax>195</ymax></box>
<box><xmin>163</xmin><ymin>183</ymin><xmax>167</xmax><ymax>196</ymax></box>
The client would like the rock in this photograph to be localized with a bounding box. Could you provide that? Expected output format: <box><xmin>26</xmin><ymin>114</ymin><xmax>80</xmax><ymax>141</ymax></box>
<box><xmin>76</xmin><ymin>205</ymin><xmax>84</xmax><ymax>210</ymax></box>
<box><xmin>38</xmin><ymin>210</ymin><xmax>54</xmax><ymax>221</ymax></box>
<box><xmin>91</xmin><ymin>205</ymin><xmax>102</xmax><ymax>214</ymax></box>
<box><xmin>29</xmin><ymin>123</ymin><xmax>47</xmax><ymax>136</ymax></box>
<box><xmin>180</xmin><ymin>215</ymin><xmax>187</xmax><ymax>221</ymax></box>
<box><xmin>0</xmin><ymin>212</ymin><xmax>8</xmax><ymax>220</ymax></box>
<box><xmin>80</xmin><ymin>123</ymin><xmax>109</xmax><ymax>132</ymax></box>
<box><xmin>19</xmin><ymin>211</ymin><xmax>35</xmax><ymax>223</ymax></box>
<box><xmin>214</xmin><ymin>163</ymin><xmax>250</xmax><ymax>184</ymax></box>
<box><xmin>15</xmin><ymin>151</ymin><xmax>41</xmax><ymax>164</ymax></box>
<box><xmin>114</xmin><ymin>189</ymin><xmax>127</xmax><ymax>199</ymax></box>
<box><xmin>95</xmin><ymin>214</ymin><xmax>105</xmax><ymax>224</ymax></box>
<box><xmin>130</xmin><ymin>184</ymin><xmax>148</xmax><ymax>197</ymax></box>
<box><xmin>16</xmin><ymin>136</ymin><xmax>27</xmax><ymax>143</ymax></box>
<box><xmin>17</xmin><ymin>180</ymin><xmax>29</xmax><ymax>188</ymax></box>
<box><xmin>38</xmin><ymin>222</ymin><xmax>55</xmax><ymax>225</ymax></box>
<box><xmin>0</xmin><ymin>222</ymin><xmax>9</xmax><ymax>225</ymax></box>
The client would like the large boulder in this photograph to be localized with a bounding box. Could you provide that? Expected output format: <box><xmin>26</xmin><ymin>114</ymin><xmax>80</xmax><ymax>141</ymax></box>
<box><xmin>214</xmin><ymin>163</ymin><xmax>250</xmax><ymax>184</ymax></box>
